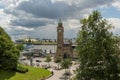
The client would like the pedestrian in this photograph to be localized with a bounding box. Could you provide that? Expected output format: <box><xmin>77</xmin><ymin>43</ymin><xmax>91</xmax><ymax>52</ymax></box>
<box><xmin>51</xmin><ymin>71</ymin><xmax>54</xmax><ymax>75</ymax></box>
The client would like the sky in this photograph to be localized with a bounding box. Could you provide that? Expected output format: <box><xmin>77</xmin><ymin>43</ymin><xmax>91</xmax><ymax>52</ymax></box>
<box><xmin>0</xmin><ymin>0</ymin><xmax>120</xmax><ymax>40</ymax></box>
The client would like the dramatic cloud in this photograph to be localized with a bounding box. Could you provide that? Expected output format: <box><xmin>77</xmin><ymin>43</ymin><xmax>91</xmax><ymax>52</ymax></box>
<box><xmin>4</xmin><ymin>0</ymin><xmax>115</xmax><ymax>28</ymax></box>
<box><xmin>108</xmin><ymin>18</ymin><xmax>120</xmax><ymax>35</ymax></box>
<box><xmin>112</xmin><ymin>1</ymin><xmax>120</xmax><ymax>10</ymax></box>
<box><xmin>11</xmin><ymin>18</ymin><xmax>54</xmax><ymax>28</ymax></box>
<box><xmin>0</xmin><ymin>0</ymin><xmax>119</xmax><ymax>40</ymax></box>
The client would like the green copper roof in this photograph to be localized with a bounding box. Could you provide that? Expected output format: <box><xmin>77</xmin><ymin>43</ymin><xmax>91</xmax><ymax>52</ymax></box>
<box><xmin>58</xmin><ymin>19</ymin><xmax>62</xmax><ymax>26</ymax></box>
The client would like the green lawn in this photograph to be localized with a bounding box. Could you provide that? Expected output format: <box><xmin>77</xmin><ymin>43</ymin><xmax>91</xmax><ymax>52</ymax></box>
<box><xmin>0</xmin><ymin>66</ymin><xmax>51</xmax><ymax>80</ymax></box>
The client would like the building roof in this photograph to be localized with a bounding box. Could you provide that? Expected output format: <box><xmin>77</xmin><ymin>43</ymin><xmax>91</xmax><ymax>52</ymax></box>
<box><xmin>58</xmin><ymin>19</ymin><xmax>63</xmax><ymax>26</ymax></box>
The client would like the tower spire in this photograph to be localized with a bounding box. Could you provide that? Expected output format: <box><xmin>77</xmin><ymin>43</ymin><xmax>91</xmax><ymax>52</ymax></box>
<box><xmin>58</xmin><ymin>19</ymin><xmax>62</xmax><ymax>26</ymax></box>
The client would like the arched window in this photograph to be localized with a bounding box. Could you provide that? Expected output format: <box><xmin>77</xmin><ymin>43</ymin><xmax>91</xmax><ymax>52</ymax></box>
<box><xmin>63</xmin><ymin>53</ymin><xmax>68</xmax><ymax>59</ymax></box>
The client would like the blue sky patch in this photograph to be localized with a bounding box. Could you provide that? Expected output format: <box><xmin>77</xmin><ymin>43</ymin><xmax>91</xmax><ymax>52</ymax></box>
<box><xmin>97</xmin><ymin>6</ymin><xmax>120</xmax><ymax>18</ymax></box>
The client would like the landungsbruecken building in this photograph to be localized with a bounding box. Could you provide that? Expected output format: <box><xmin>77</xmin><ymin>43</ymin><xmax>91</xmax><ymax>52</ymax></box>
<box><xmin>55</xmin><ymin>20</ymin><xmax>73</xmax><ymax>58</ymax></box>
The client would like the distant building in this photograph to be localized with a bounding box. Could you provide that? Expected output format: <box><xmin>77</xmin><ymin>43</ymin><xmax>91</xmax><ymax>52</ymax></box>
<box><xmin>15</xmin><ymin>38</ymin><xmax>38</xmax><ymax>44</ymax></box>
<box><xmin>55</xmin><ymin>20</ymin><xmax>73</xmax><ymax>58</ymax></box>
<box><xmin>15</xmin><ymin>39</ymin><xmax>24</xmax><ymax>44</ymax></box>
<box><xmin>24</xmin><ymin>38</ymin><xmax>38</xmax><ymax>42</ymax></box>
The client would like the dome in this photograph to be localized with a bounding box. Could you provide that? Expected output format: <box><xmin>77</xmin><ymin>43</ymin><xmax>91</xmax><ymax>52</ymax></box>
<box><xmin>58</xmin><ymin>19</ymin><xmax>62</xmax><ymax>26</ymax></box>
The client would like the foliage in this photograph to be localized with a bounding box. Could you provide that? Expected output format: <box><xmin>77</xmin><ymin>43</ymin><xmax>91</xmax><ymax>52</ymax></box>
<box><xmin>45</xmin><ymin>56</ymin><xmax>51</xmax><ymax>68</ymax></box>
<box><xmin>0</xmin><ymin>27</ymin><xmax>20</xmax><ymax>70</ymax></box>
<box><xmin>61</xmin><ymin>58</ymin><xmax>72</xmax><ymax>69</ymax></box>
<box><xmin>76</xmin><ymin>10</ymin><xmax>120</xmax><ymax>80</ymax></box>
<box><xmin>45</xmin><ymin>56</ymin><xmax>51</xmax><ymax>62</ymax></box>
<box><xmin>16</xmin><ymin>64</ymin><xmax>28</xmax><ymax>73</ymax></box>
<box><xmin>54</xmin><ymin>56</ymin><xmax>62</xmax><ymax>69</ymax></box>
<box><xmin>54</xmin><ymin>56</ymin><xmax>62</xmax><ymax>63</ymax></box>
<box><xmin>0</xmin><ymin>65</ymin><xmax>51</xmax><ymax>80</ymax></box>
<box><xmin>16</xmin><ymin>44</ymin><xmax>24</xmax><ymax>51</ymax></box>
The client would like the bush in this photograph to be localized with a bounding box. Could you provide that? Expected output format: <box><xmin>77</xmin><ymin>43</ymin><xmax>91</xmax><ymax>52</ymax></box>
<box><xmin>0</xmin><ymin>27</ymin><xmax>20</xmax><ymax>70</ymax></box>
<box><xmin>16</xmin><ymin>64</ymin><xmax>28</xmax><ymax>73</ymax></box>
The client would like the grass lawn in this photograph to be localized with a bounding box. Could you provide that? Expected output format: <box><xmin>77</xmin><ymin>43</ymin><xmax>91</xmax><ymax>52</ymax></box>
<box><xmin>0</xmin><ymin>65</ymin><xmax>51</xmax><ymax>80</ymax></box>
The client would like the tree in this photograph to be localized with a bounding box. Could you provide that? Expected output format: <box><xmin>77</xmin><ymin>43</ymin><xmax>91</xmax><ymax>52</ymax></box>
<box><xmin>0</xmin><ymin>27</ymin><xmax>19</xmax><ymax>70</ymax></box>
<box><xmin>16</xmin><ymin>44</ymin><xmax>24</xmax><ymax>51</ymax></box>
<box><xmin>61</xmin><ymin>58</ymin><xmax>72</xmax><ymax>74</ymax></box>
<box><xmin>54</xmin><ymin>56</ymin><xmax>62</xmax><ymax>69</ymax></box>
<box><xmin>76</xmin><ymin>10</ymin><xmax>120</xmax><ymax>80</ymax></box>
<box><xmin>45</xmin><ymin>56</ymin><xmax>51</xmax><ymax>67</ymax></box>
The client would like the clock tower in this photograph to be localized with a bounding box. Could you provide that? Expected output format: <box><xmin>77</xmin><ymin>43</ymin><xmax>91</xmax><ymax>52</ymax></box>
<box><xmin>56</xmin><ymin>20</ymin><xmax>64</xmax><ymax>57</ymax></box>
<box><xmin>55</xmin><ymin>20</ymin><xmax>73</xmax><ymax>59</ymax></box>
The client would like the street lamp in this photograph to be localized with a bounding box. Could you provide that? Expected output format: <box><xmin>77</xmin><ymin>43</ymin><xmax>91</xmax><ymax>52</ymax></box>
<box><xmin>30</xmin><ymin>55</ymin><xmax>34</xmax><ymax>66</ymax></box>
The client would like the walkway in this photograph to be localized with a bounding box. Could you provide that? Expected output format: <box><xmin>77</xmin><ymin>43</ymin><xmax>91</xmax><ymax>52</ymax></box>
<box><xmin>47</xmin><ymin>61</ymin><xmax>79</xmax><ymax>80</ymax></box>
<box><xmin>20</xmin><ymin>57</ymin><xmax>79</xmax><ymax>80</ymax></box>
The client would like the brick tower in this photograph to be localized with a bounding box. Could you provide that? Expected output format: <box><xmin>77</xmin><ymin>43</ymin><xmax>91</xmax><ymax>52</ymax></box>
<box><xmin>56</xmin><ymin>20</ymin><xmax>64</xmax><ymax>57</ymax></box>
<box><xmin>55</xmin><ymin>20</ymin><xmax>73</xmax><ymax>59</ymax></box>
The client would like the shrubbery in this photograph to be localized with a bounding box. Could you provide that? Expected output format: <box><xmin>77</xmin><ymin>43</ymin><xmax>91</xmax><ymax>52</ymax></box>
<box><xmin>0</xmin><ymin>27</ymin><xmax>19</xmax><ymax>70</ymax></box>
<box><xmin>16</xmin><ymin>64</ymin><xmax>28</xmax><ymax>73</ymax></box>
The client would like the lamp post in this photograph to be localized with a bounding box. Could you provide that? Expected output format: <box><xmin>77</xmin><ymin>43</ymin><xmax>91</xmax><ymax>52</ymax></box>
<box><xmin>30</xmin><ymin>51</ymin><xmax>34</xmax><ymax>66</ymax></box>
<box><xmin>30</xmin><ymin>56</ymin><xmax>33</xmax><ymax>66</ymax></box>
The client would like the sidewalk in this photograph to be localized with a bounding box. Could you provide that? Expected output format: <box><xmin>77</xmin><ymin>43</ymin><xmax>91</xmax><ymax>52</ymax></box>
<box><xmin>47</xmin><ymin>63</ymin><xmax>79</xmax><ymax>80</ymax></box>
<box><xmin>47</xmin><ymin>69</ymin><xmax>65</xmax><ymax>80</ymax></box>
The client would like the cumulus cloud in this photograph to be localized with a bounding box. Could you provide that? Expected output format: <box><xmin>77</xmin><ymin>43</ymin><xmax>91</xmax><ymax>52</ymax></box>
<box><xmin>107</xmin><ymin>18</ymin><xmax>120</xmax><ymax>35</ymax></box>
<box><xmin>11</xmin><ymin>18</ymin><xmax>54</xmax><ymax>28</ymax></box>
<box><xmin>0</xmin><ymin>0</ymin><xmax>119</xmax><ymax>39</ymax></box>
<box><xmin>112</xmin><ymin>0</ymin><xmax>120</xmax><ymax>10</ymax></box>
<box><xmin>16</xmin><ymin>0</ymin><xmax>75</xmax><ymax>19</ymax></box>
<box><xmin>4</xmin><ymin>0</ymin><xmax>115</xmax><ymax>28</ymax></box>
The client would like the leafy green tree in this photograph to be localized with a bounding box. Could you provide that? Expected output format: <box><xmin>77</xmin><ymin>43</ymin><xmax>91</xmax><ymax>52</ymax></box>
<box><xmin>16</xmin><ymin>44</ymin><xmax>24</xmax><ymax>51</ymax></box>
<box><xmin>61</xmin><ymin>59</ymin><xmax>72</xmax><ymax>74</ymax></box>
<box><xmin>76</xmin><ymin>10</ymin><xmax>120</xmax><ymax>80</ymax></box>
<box><xmin>54</xmin><ymin>56</ymin><xmax>62</xmax><ymax>69</ymax></box>
<box><xmin>45</xmin><ymin>56</ymin><xmax>51</xmax><ymax>67</ymax></box>
<box><xmin>0</xmin><ymin>27</ymin><xmax>19</xmax><ymax>70</ymax></box>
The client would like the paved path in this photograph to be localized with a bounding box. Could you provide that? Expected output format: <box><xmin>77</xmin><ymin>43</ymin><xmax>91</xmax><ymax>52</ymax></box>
<box><xmin>20</xmin><ymin>57</ymin><xmax>79</xmax><ymax>80</ymax></box>
<box><xmin>47</xmin><ymin>69</ymin><xmax>65</xmax><ymax>80</ymax></box>
<box><xmin>47</xmin><ymin>62</ymin><xmax>79</xmax><ymax>80</ymax></box>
